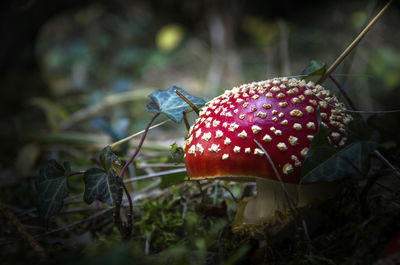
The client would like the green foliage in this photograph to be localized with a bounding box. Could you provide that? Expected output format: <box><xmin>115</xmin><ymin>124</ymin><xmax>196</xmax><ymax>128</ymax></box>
<box><xmin>146</xmin><ymin>86</ymin><xmax>205</xmax><ymax>123</ymax></box>
<box><xmin>133</xmin><ymin>190</ymin><xmax>184</xmax><ymax>251</ymax></box>
<box><xmin>301</xmin><ymin>114</ymin><xmax>380</xmax><ymax>182</ymax></box>
<box><xmin>83</xmin><ymin>147</ymin><xmax>121</xmax><ymax>205</ymax></box>
<box><xmin>170</xmin><ymin>142</ymin><xmax>185</xmax><ymax>164</ymax></box>
<box><xmin>35</xmin><ymin>160</ymin><xmax>70</xmax><ymax>221</ymax></box>
<box><xmin>300</xmin><ymin>60</ymin><xmax>326</xmax><ymax>79</ymax></box>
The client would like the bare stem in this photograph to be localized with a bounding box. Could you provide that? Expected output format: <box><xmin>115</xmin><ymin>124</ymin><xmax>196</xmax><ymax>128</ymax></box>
<box><xmin>329</xmin><ymin>75</ymin><xmax>359</xmax><ymax>114</ymax></box>
<box><xmin>0</xmin><ymin>200</ymin><xmax>44</xmax><ymax>253</ymax></box>
<box><xmin>183</xmin><ymin>112</ymin><xmax>190</xmax><ymax>131</ymax></box>
<box><xmin>317</xmin><ymin>0</ymin><xmax>393</xmax><ymax>84</ymax></box>
<box><xmin>122</xmin><ymin>182</ymin><xmax>133</xmax><ymax>237</ymax></box>
<box><xmin>175</xmin><ymin>89</ymin><xmax>200</xmax><ymax>115</ymax></box>
<box><xmin>110</xmin><ymin>119</ymin><xmax>168</xmax><ymax>149</ymax></box>
<box><xmin>374</xmin><ymin>150</ymin><xmax>400</xmax><ymax>180</ymax></box>
<box><xmin>113</xmin><ymin>113</ymin><xmax>160</xmax><ymax>240</ymax></box>
<box><xmin>118</xmin><ymin>113</ymin><xmax>160</xmax><ymax>180</ymax></box>
<box><xmin>68</xmin><ymin>171</ymin><xmax>85</xmax><ymax>177</ymax></box>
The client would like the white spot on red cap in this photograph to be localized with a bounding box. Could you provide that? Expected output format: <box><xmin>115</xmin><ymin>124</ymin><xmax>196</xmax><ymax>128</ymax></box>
<box><xmin>319</xmin><ymin>101</ymin><xmax>328</xmax><ymax>109</ymax></box>
<box><xmin>195</xmin><ymin>129</ymin><xmax>202</xmax><ymax>138</ymax></box>
<box><xmin>229</xmin><ymin>122</ymin><xmax>240</xmax><ymax>132</ymax></box>
<box><xmin>305</xmin><ymin>106</ymin><xmax>314</xmax><ymax>113</ymax></box>
<box><xmin>245</xmin><ymin>147</ymin><xmax>251</xmax><ymax>154</ymax></box>
<box><xmin>213</xmin><ymin>120</ymin><xmax>220</xmax><ymax>127</ymax></box>
<box><xmin>188</xmin><ymin>145</ymin><xmax>196</xmax><ymax>154</ymax></box>
<box><xmin>222</xmin><ymin>154</ymin><xmax>229</xmax><ymax>160</ymax></box>
<box><xmin>282</xmin><ymin>163</ymin><xmax>294</xmax><ymax>175</ymax></box>
<box><xmin>290</xmin><ymin>109</ymin><xmax>303</xmax><ymax>117</ymax></box>
<box><xmin>202</xmin><ymin>132</ymin><xmax>212</xmax><ymax>141</ymax></box>
<box><xmin>251</xmin><ymin>125</ymin><xmax>262</xmax><ymax>134</ymax></box>
<box><xmin>196</xmin><ymin>143</ymin><xmax>204</xmax><ymax>154</ymax></box>
<box><xmin>233</xmin><ymin>146</ymin><xmax>241</xmax><ymax>153</ymax></box>
<box><xmin>277</xmin><ymin>93</ymin><xmax>285</xmax><ymax>99</ymax></box>
<box><xmin>208</xmin><ymin>144</ymin><xmax>221</xmax><ymax>152</ymax></box>
<box><xmin>238</xmin><ymin>130</ymin><xmax>248</xmax><ymax>139</ymax></box>
<box><xmin>300</xmin><ymin>148</ymin><xmax>309</xmax><ymax>157</ymax></box>
<box><xmin>215</xmin><ymin>130</ymin><xmax>223</xmax><ymax>138</ymax></box>
<box><xmin>239</xmin><ymin>114</ymin><xmax>245</xmax><ymax>120</ymax></box>
<box><xmin>292</xmin><ymin>97</ymin><xmax>300</xmax><ymax>104</ymax></box>
<box><xmin>279</xmin><ymin>102</ymin><xmax>288</xmax><ymax>108</ymax></box>
<box><xmin>288</xmin><ymin>136</ymin><xmax>299</xmax><ymax>146</ymax></box>
<box><xmin>224</xmin><ymin>137</ymin><xmax>231</xmax><ymax>145</ymax></box>
<box><xmin>256</xmin><ymin>111</ymin><xmax>267</xmax><ymax>118</ymax></box>
<box><xmin>306</xmin><ymin>122</ymin><xmax>316</xmax><ymax>130</ymax></box>
<box><xmin>293</xmin><ymin>123</ymin><xmax>302</xmax><ymax>131</ymax></box>
<box><xmin>277</xmin><ymin>142</ymin><xmax>288</xmax><ymax>151</ymax></box>
<box><xmin>274</xmin><ymin>130</ymin><xmax>282</xmax><ymax>136</ymax></box>
<box><xmin>280</xmin><ymin>119</ymin><xmax>288</xmax><ymax>125</ymax></box>
<box><xmin>291</xmin><ymin>155</ymin><xmax>301</xmax><ymax>166</ymax></box>
<box><xmin>263</xmin><ymin>134</ymin><xmax>272</xmax><ymax>142</ymax></box>
<box><xmin>263</xmin><ymin>103</ymin><xmax>272</xmax><ymax>109</ymax></box>
<box><xmin>266</xmin><ymin>92</ymin><xmax>273</xmax><ymax>98</ymax></box>
<box><xmin>254</xmin><ymin>148</ymin><xmax>265</xmax><ymax>156</ymax></box>
<box><xmin>271</xmin><ymin>86</ymin><xmax>280</xmax><ymax>92</ymax></box>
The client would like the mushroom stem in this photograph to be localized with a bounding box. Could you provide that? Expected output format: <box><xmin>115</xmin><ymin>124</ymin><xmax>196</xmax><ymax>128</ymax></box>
<box><xmin>242</xmin><ymin>178</ymin><xmax>342</xmax><ymax>225</ymax></box>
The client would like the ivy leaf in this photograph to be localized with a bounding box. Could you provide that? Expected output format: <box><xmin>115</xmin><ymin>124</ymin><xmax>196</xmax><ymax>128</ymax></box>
<box><xmin>99</xmin><ymin>146</ymin><xmax>120</xmax><ymax>171</ymax></box>
<box><xmin>300</xmin><ymin>60</ymin><xmax>326</xmax><ymax>79</ymax></box>
<box><xmin>83</xmin><ymin>147</ymin><xmax>121</xmax><ymax>205</ymax></box>
<box><xmin>301</xmin><ymin>116</ymin><xmax>380</xmax><ymax>183</ymax></box>
<box><xmin>83</xmin><ymin>168</ymin><xmax>120</xmax><ymax>205</ymax></box>
<box><xmin>170</xmin><ymin>142</ymin><xmax>185</xmax><ymax>164</ymax></box>
<box><xmin>146</xmin><ymin>86</ymin><xmax>205</xmax><ymax>123</ymax></box>
<box><xmin>35</xmin><ymin>160</ymin><xmax>70</xmax><ymax>221</ymax></box>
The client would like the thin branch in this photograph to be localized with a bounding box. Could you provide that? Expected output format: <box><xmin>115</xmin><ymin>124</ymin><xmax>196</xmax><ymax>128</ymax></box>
<box><xmin>175</xmin><ymin>89</ymin><xmax>200</xmax><ymax>115</ymax></box>
<box><xmin>118</xmin><ymin>113</ymin><xmax>160</xmax><ymax>180</ymax></box>
<box><xmin>110</xmin><ymin>119</ymin><xmax>168</xmax><ymax>149</ymax></box>
<box><xmin>183</xmin><ymin>112</ymin><xmax>190</xmax><ymax>131</ymax></box>
<box><xmin>68</xmin><ymin>171</ymin><xmax>85</xmax><ymax>177</ymax></box>
<box><xmin>122</xmin><ymin>183</ymin><xmax>133</xmax><ymax>236</ymax></box>
<box><xmin>0</xmin><ymin>200</ymin><xmax>44</xmax><ymax>253</ymax></box>
<box><xmin>220</xmin><ymin>185</ymin><xmax>238</xmax><ymax>203</ymax></box>
<box><xmin>374</xmin><ymin>150</ymin><xmax>400</xmax><ymax>180</ymax></box>
<box><xmin>317</xmin><ymin>0</ymin><xmax>393</xmax><ymax>84</ymax></box>
<box><xmin>329</xmin><ymin>75</ymin><xmax>359</xmax><ymax>113</ymax></box>
<box><xmin>124</xmin><ymin>168</ymin><xmax>186</xmax><ymax>183</ymax></box>
<box><xmin>254</xmin><ymin>140</ymin><xmax>297</xmax><ymax>211</ymax></box>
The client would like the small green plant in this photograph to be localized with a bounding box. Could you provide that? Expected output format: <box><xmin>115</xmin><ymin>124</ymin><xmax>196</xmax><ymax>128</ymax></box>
<box><xmin>35</xmin><ymin>86</ymin><xmax>205</xmax><ymax>239</ymax></box>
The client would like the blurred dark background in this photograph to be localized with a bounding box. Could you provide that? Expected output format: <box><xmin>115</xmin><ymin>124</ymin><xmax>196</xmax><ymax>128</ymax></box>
<box><xmin>0</xmin><ymin>1</ymin><xmax>400</xmax><ymax>263</ymax></box>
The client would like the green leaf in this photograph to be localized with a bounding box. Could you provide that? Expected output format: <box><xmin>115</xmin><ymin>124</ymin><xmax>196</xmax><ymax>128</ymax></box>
<box><xmin>146</xmin><ymin>86</ymin><xmax>205</xmax><ymax>123</ymax></box>
<box><xmin>300</xmin><ymin>60</ymin><xmax>326</xmax><ymax>79</ymax></box>
<box><xmin>83</xmin><ymin>147</ymin><xmax>122</xmax><ymax>205</ymax></box>
<box><xmin>161</xmin><ymin>171</ymin><xmax>187</xmax><ymax>187</ymax></box>
<box><xmin>99</xmin><ymin>146</ymin><xmax>121</xmax><ymax>171</ymax></box>
<box><xmin>83</xmin><ymin>168</ymin><xmax>120</xmax><ymax>205</ymax></box>
<box><xmin>35</xmin><ymin>160</ymin><xmax>70</xmax><ymax>221</ymax></box>
<box><xmin>170</xmin><ymin>142</ymin><xmax>185</xmax><ymax>164</ymax></box>
<box><xmin>301</xmin><ymin>116</ymin><xmax>380</xmax><ymax>183</ymax></box>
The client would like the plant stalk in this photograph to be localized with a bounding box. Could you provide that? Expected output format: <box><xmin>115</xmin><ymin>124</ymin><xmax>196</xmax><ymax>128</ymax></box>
<box><xmin>317</xmin><ymin>0</ymin><xmax>392</xmax><ymax>84</ymax></box>
<box><xmin>175</xmin><ymin>89</ymin><xmax>200</xmax><ymax>115</ymax></box>
<box><xmin>114</xmin><ymin>112</ymin><xmax>160</xmax><ymax>240</ymax></box>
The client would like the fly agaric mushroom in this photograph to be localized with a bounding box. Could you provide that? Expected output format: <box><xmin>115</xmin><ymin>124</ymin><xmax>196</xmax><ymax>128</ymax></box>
<box><xmin>183</xmin><ymin>77</ymin><xmax>352</xmax><ymax>233</ymax></box>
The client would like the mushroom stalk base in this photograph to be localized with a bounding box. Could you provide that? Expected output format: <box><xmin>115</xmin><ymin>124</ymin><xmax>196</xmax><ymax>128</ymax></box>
<box><xmin>241</xmin><ymin>178</ymin><xmax>341</xmax><ymax>226</ymax></box>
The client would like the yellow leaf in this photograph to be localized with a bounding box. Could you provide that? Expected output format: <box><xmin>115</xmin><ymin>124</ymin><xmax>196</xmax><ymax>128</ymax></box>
<box><xmin>156</xmin><ymin>24</ymin><xmax>184</xmax><ymax>52</ymax></box>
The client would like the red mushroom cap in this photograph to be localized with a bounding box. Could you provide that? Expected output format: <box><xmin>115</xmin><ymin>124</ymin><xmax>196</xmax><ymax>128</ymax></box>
<box><xmin>184</xmin><ymin>77</ymin><xmax>352</xmax><ymax>184</ymax></box>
